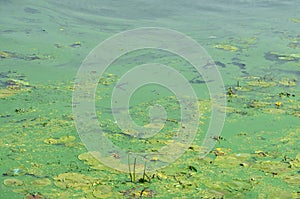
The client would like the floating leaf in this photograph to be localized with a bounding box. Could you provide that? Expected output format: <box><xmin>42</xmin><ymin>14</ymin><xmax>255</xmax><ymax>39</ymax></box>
<box><xmin>3</xmin><ymin>178</ymin><xmax>24</xmax><ymax>186</ymax></box>
<box><xmin>30</xmin><ymin>178</ymin><xmax>51</xmax><ymax>187</ymax></box>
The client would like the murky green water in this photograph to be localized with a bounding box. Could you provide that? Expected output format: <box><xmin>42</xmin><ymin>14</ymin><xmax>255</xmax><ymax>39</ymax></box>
<box><xmin>1</xmin><ymin>0</ymin><xmax>299</xmax><ymax>198</ymax></box>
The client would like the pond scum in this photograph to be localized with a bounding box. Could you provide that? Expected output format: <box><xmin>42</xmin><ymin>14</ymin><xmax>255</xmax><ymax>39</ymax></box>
<box><xmin>0</xmin><ymin>63</ymin><xmax>299</xmax><ymax>198</ymax></box>
<box><xmin>0</xmin><ymin>15</ymin><xmax>300</xmax><ymax>199</ymax></box>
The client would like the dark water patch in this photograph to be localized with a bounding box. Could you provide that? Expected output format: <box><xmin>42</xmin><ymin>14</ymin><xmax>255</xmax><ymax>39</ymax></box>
<box><xmin>232</xmin><ymin>62</ymin><xmax>246</xmax><ymax>70</ymax></box>
<box><xmin>215</xmin><ymin>61</ymin><xmax>226</xmax><ymax>68</ymax></box>
<box><xmin>0</xmin><ymin>114</ymin><xmax>11</xmax><ymax>118</ymax></box>
<box><xmin>1</xmin><ymin>30</ymin><xmax>16</xmax><ymax>34</ymax></box>
<box><xmin>24</xmin><ymin>7</ymin><xmax>41</xmax><ymax>14</ymax></box>
<box><xmin>231</xmin><ymin>61</ymin><xmax>249</xmax><ymax>75</ymax></box>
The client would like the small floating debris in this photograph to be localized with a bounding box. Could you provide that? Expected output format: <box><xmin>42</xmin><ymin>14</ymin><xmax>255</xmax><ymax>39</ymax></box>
<box><xmin>69</xmin><ymin>41</ymin><xmax>81</xmax><ymax>48</ymax></box>
<box><xmin>0</xmin><ymin>50</ymin><xmax>42</xmax><ymax>61</ymax></box>
<box><xmin>3</xmin><ymin>167</ymin><xmax>28</xmax><ymax>176</ymax></box>
<box><xmin>214</xmin><ymin>44</ymin><xmax>239</xmax><ymax>52</ymax></box>
<box><xmin>0</xmin><ymin>51</ymin><xmax>11</xmax><ymax>58</ymax></box>
<box><xmin>275</xmin><ymin>101</ymin><xmax>282</xmax><ymax>108</ymax></box>
<box><xmin>24</xmin><ymin>192</ymin><xmax>45</xmax><ymax>199</ymax></box>
<box><xmin>265</xmin><ymin>51</ymin><xmax>300</xmax><ymax>62</ymax></box>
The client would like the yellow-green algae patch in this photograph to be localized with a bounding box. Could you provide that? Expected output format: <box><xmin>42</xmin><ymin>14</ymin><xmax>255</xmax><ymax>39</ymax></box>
<box><xmin>3</xmin><ymin>178</ymin><xmax>24</xmax><ymax>186</ymax></box>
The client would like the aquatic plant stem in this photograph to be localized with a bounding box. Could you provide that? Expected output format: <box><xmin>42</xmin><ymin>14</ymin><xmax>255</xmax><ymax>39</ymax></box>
<box><xmin>143</xmin><ymin>161</ymin><xmax>147</xmax><ymax>182</ymax></box>
<box><xmin>133</xmin><ymin>157</ymin><xmax>136</xmax><ymax>183</ymax></box>
<box><xmin>128</xmin><ymin>154</ymin><xmax>132</xmax><ymax>182</ymax></box>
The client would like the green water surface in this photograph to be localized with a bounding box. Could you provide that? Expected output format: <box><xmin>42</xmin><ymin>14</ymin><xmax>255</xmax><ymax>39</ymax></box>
<box><xmin>0</xmin><ymin>0</ymin><xmax>299</xmax><ymax>198</ymax></box>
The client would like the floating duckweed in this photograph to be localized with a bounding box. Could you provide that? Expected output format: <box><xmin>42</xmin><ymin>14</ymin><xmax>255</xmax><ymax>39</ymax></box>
<box><xmin>43</xmin><ymin>138</ymin><xmax>58</xmax><ymax>145</ymax></box>
<box><xmin>282</xmin><ymin>175</ymin><xmax>300</xmax><ymax>185</ymax></box>
<box><xmin>252</xmin><ymin>161</ymin><xmax>292</xmax><ymax>175</ymax></box>
<box><xmin>247</xmin><ymin>80</ymin><xmax>276</xmax><ymax>87</ymax></box>
<box><xmin>0</xmin><ymin>51</ymin><xmax>11</xmax><ymax>58</ymax></box>
<box><xmin>248</xmin><ymin>100</ymin><xmax>270</xmax><ymax>109</ymax></box>
<box><xmin>0</xmin><ymin>88</ymin><xmax>19</xmax><ymax>98</ymax></box>
<box><xmin>267</xmin><ymin>51</ymin><xmax>300</xmax><ymax>61</ymax></box>
<box><xmin>54</xmin><ymin>172</ymin><xmax>96</xmax><ymax>190</ymax></box>
<box><xmin>7</xmin><ymin>79</ymin><xmax>30</xmax><ymax>87</ymax></box>
<box><xmin>78</xmin><ymin>152</ymin><xmax>108</xmax><ymax>170</ymax></box>
<box><xmin>92</xmin><ymin>185</ymin><xmax>113</xmax><ymax>198</ymax></box>
<box><xmin>214</xmin><ymin>44</ymin><xmax>239</xmax><ymax>52</ymax></box>
<box><xmin>58</xmin><ymin>135</ymin><xmax>75</xmax><ymax>143</ymax></box>
<box><xmin>223</xmin><ymin>180</ymin><xmax>252</xmax><ymax>192</ymax></box>
<box><xmin>214</xmin><ymin>153</ymin><xmax>251</xmax><ymax>168</ymax></box>
<box><xmin>263</xmin><ymin>107</ymin><xmax>286</xmax><ymax>114</ymax></box>
<box><xmin>43</xmin><ymin>136</ymin><xmax>75</xmax><ymax>146</ymax></box>
<box><xmin>30</xmin><ymin>178</ymin><xmax>51</xmax><ymax>187</ymax></box>
<box><xmin>278</xmin><ymin>79</ymin><xmax>296</xmax><ymax>86</ymax></box>
<box><xmin>3</xmin><ymin>178</ymin><xmax>24</xmax><ymax>186</ymax></box>
<box><xmin>289</xmin><ymin>154</ymin><xmax>300</xmax><ymax>168</ymax></box>
<box><xmin>98</xmin><ymin>73</ymin><xmax>118</xmax><ymax>86</ymax></box>
<box><xmin>258</xmin><ymin>188</ymin><xmax>292</xmax><ymax>199</ymax></box>
<box><xmin>157</xmin><ymin>172</ymin><xmax>168</xmax><ymax>179</ymax></box>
